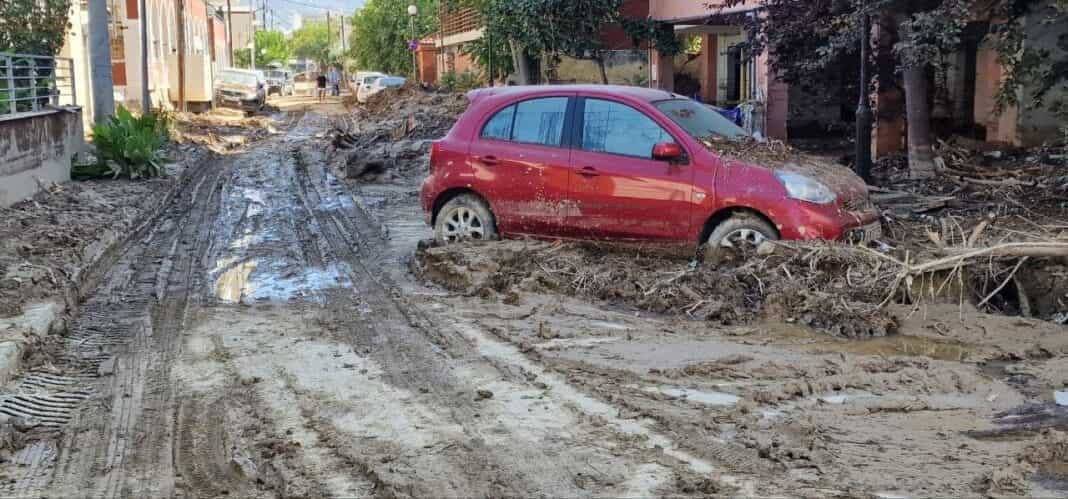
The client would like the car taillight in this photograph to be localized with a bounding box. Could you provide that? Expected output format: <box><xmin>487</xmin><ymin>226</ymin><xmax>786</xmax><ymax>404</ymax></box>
<box><xmin>429</xmin><ymin>141</ymin><xmax>441</xmax><ymax>173</ymax></box>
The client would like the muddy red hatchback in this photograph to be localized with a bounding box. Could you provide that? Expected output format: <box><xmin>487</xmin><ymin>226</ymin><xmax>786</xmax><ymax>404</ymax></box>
<box><xmin>421</xmin><ymin>85</ymin><xmax>880</xmax><ymax>251</ymax></box>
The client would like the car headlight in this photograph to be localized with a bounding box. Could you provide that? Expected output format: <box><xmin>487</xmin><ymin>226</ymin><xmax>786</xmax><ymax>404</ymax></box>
<box><xmin>774</xmin><ymin>171</ymin><xmax>836</xmax><ymax>204</ymax></box>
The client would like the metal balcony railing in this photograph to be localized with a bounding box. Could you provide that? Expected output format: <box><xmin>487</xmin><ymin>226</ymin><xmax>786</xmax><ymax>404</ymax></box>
<box><xmin>0</xmin><ymin>52</ymin><xmax>77</xmax><ymax>118</ymax></box>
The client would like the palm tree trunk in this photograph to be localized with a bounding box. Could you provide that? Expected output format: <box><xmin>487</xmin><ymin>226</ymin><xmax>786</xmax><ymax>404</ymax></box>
<box><xmin>903</xmin><ymin>63</ymin><xmax>936</xmax><ymax>179</ymax></box>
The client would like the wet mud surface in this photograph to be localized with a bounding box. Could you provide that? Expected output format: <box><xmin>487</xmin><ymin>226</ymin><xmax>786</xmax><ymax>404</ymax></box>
<box><xmin>0</xmin><ymin>105</ymin><xmax>735</xmax><ymax>498</ymax></box>
<box><xmin>0</xmin><ymin>96</ymin><xmax>1065</xmax><ymax>498</ymax></box>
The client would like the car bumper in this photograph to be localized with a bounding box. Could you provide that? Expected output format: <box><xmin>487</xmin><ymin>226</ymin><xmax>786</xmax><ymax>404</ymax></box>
<box><xmin>215</xmin><ymin>97</ymin><xmax>260</xmax><ymax>111</ymax></box>
<box><xmin>771</xmin><ymin>199</ymin><xmax>880</xmax><ymax>242</ymax></box>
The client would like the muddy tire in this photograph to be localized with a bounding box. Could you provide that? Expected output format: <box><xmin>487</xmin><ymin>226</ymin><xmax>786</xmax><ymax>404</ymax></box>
<box><xmin>704</xmin><ymin>213</ymin><xmax>778</xmax><ymax>256</ymax></box>
<box><xmin>434</xmin><ymin>194</ymin><xmax>499</xmax><ymax>244</ymax></box>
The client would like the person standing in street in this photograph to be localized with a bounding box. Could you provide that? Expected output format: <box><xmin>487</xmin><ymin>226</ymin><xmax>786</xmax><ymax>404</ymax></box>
<box><xmin>316</xmin><ymin>72</ymin><xmax>327</xmax><ymax>102</ymax></box>
<box><xmin>328</xmin><ymin>66</ymin><xmax>341</xmax><ymax>97</ymax></box>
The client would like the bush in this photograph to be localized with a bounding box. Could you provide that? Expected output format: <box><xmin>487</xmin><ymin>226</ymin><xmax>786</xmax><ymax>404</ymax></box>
<box><xmin>440</xmin><ymin>71</ymin><xmax>482</xmax><ymax>92</ymax></box>
<box><xmin>87</xmin><ymin>106</ymin><xmax>173</xmax><ymax>179</ymax></box>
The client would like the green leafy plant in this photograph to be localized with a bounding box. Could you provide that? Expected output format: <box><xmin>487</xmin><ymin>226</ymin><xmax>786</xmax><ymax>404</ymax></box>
<box><xmin>440</xmin><ymin>70</ymin><xmax>482</xmax><ymax>91</ymax></box>
<box><xmin>86</xmin><ymin>106</ymin><xmax>173</xmax><ymax>179</ymax></box>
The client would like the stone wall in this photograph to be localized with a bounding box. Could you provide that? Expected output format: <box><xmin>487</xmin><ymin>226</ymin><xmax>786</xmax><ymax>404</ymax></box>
<box><xmin>0</xmin><ymin>108</ymin><xmax>85</xmax><ymax>207</ymax></box>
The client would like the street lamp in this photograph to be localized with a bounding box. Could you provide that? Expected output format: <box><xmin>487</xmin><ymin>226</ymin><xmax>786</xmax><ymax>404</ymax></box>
<box><xmin>408</xmin><ymin>4</ymin><xmax>418</xmax><ymax>81</ymax></box>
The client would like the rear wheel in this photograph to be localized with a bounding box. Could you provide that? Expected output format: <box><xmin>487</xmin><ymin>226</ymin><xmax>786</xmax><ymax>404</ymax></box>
<box><xmin>434</xmin><ymin>194</ymin><xmax>499</xmax><ymax>244</ymax></box>
<box><xmin>703</xmin><ymin>213</ymin><xmax>778</xmax><ymax>256</ymax></box>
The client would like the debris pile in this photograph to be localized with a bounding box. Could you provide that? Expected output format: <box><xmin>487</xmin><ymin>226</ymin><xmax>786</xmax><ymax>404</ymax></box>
<box><xmin>416</xmin><ymin>240</ymin><xmax>902</xmax><ymax>338</ymax></box>
<box><xmin>417</xmin><ymin>222</ymin><xmax>1068</xmax><ymax>337</ymax></box>
<box><xmin>171</xmin><ymin>111</ymin><xmax>278</xmax><ymax>152</ymax></box>
<box><xmin>330</xmin><ymin>85</ymin><xmax>467</xmax><ymax>182</ymax></box>
<box><xmin>0</xmin><ymin>164</ymin><xmax>196</xmax><ymax>318</ymax></box>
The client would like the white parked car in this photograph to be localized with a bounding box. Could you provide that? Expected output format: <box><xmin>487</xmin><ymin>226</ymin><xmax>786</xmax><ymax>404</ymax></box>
<box><xmin>357</xmin><ymin>76</ymin><xmax>407</xmax><ymax>103</ymax></box>
<box><xmin>355</xmin><ymin>73</ymin><xmax>386</xmax><ymax>102</ymax></box>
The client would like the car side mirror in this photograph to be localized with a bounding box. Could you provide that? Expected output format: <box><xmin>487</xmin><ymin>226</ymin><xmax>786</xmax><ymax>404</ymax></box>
<box><xmin>652</xmin><ymin>142</ymin><xmax>683</xmax><ymax>161</ymax></box>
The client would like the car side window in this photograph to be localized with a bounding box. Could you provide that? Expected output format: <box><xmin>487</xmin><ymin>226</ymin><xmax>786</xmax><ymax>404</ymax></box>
<box><xmin>581</xmin><ymin>99</ymin><xmax>675</xmax><ymax>159</ymax></box>
<box><xmin>481</xmin><ymin>104</ymin><xmax>515</xmax><ymax>141</ymax></box>
<box><xmin>511</xmin><ymin>97</ymin><xmax>568</xmax><ymax>147</ymax></box>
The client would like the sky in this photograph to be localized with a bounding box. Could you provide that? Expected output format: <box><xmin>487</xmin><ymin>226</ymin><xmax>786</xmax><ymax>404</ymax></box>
<box><xmin>237</xmin><ymin>0</ymin><xmax>367</xmax><ymax>33</ymax></box>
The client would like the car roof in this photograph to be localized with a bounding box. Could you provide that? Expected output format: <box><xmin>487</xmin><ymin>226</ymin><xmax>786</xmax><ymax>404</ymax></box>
<box><xmin>466</xmin><ymin>84</ymin><xmax>680</xmax><ymax>103</ymax></box>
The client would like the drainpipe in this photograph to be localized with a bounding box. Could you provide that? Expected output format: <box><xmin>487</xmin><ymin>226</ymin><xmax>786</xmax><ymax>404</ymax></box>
<box><xmin>855</xmin><ymin>2</ymin><xmax>873</xmax><ymax>184</ymax></box>
<box><xmin>139</xmin><ymin>0</ymin><xmax>150</xmax><ymax>111</ymax></box>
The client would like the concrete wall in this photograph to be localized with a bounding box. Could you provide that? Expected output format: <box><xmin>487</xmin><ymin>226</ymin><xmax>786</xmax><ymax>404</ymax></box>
<box><xmin>0</xmin><ymin>109</ymin><xmax>85</xmax><ymax>208</ymax></box>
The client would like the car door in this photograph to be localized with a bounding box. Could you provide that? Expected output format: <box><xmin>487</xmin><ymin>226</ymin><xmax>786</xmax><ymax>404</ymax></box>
<box><xmin>467</xmin><ymin>95</ymin><xmax>574</xmax><ymax>236</ymax></box>
<box><xmin>568</xmin><ymin>97</ymin><xmax>693</xmax><ymax>240</ymax></box>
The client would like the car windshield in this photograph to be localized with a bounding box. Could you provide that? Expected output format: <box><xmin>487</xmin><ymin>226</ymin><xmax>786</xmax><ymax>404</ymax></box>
<box><xmin>218</xmin><ymin>71</ymin><xmax>257</xmax><ymax>86</ymax></box>
<box><xmin>380</xmin><ymin>77</ymin><xmax>405</xmax><ymax>87</ymax></box>
<box><xmin>654</xmin><ymin>99</ymin><xmax>748</xmax><ymax>140</ymax></box>
<box><xmin>362</xmin><ymin>76</ymin><xmax>382</xmax><ymax>85</ymax></box>
<box><xmin>265</xmin><ymin>70</ymin><xmax>286</xmax><ymax>80</ymax></box>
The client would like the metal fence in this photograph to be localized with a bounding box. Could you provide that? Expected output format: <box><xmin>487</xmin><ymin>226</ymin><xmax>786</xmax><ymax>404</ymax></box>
<box><xmin>0</xmin><ymin>52</ymin><xmax>77</xmax><ymax>117</ymax></box>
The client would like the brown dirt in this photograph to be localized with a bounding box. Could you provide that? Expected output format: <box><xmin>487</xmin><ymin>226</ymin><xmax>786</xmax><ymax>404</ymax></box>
<box><xmin>0</xmin><ymin>147</ymin><xmax>203</xmax><ymax>318</ymax></box>
<box><xmin>330</xmin><ymin>85</ymin><xmax>467</xmax><ymax>183</ymax></box>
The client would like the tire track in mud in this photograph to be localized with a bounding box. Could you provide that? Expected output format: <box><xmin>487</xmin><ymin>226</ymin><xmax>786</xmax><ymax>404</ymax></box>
<box><xmin>288</xmin><ymin>112</ymin><xmax>735</xmax><ymax>498</ymax></box>
<box><xmin>0</xmin><ymin>113</ymin><xmax>335</xmax><ymax>499</ymax></box>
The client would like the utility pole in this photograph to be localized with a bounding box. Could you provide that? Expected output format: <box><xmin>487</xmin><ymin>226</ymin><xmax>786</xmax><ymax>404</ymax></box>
<box><xmin>226</xmin><ymin>0</ymin><xmax>234</xmax><ymax>65</ymax></box>
<box><xmin>87</xmin><ymin>0</ymin><xmax>115</xmax><ymax>123</ymax></box>
<box><xmin>176</xmin><ymin>0</ymin><xmax>186</xmax><ymax>111</ymax></box>
<box><xmin>854</xmin><ymin>0</ymin><xmax>873</xmax><ymax>184</ymax></box>
<box><xmin>262</xmin><ymin>0</ymin><xmax>267</xmax><ymax>29</ymax></box>
<box><xmin>340</xmin><ymin>15</ymin><xmax>345</xmax><ymax>51</ymax></box>
<box><xmin>139</xmin><ymin>0</ymin><xmax>150</xmax><ymax>110</ymax></box>
<box><xmin>250</xmin><ymin>8</ymin><xmax>256</xmax><ymax>70</ymax></box>
<box><xmin>327</xmin><ymin>12</ymin><xmax>331</xmax><ymax>51</ymax></box>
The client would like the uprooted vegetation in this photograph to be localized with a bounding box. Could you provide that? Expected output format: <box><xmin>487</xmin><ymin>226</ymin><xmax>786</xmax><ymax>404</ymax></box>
<box><xmin>417</xmin><ymin>220</ymin><xmax>1068</xmax><ymax>338</ymax></box>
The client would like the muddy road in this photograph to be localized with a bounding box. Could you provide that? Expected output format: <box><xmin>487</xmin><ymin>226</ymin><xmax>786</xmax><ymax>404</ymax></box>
<box><xmin>1</xmin><ymin>98</ymin><xmax>1066</xmax><ymax>498</ymax></box>
<box><xmin>0</xmin><ymin>107</ymin><xmax>733</xmax><ymax>498</ymax></box>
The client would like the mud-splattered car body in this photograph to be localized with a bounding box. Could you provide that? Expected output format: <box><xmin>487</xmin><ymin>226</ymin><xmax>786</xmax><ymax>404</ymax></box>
<box><xmin>421</xmin><ymin>85</ymin><xmax>879</xmax><ymax>246</ymax></box>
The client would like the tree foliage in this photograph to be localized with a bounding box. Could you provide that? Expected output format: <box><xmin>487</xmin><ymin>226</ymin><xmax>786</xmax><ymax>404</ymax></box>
<box><xmin>475</xmin><ymin>0</ymin><xmax>625</xmax><ymax>82</ymax></box>
<box><xmin>234</xmin><ymin>30</ymin><xmax>291</xmax><ymax>68</ymax></box>
<box><xmin>0</xmin><ymin>0</ymin><xmax>72</xmax><ymax>55</ymax></box>
<box><xmin>291</xmin><ymin>21</ymin><xmax>341</xmax><ymax>68</ymax></box>
<box><xmin>715</xmin><ymin>0</ymin><xmax>1066</xmax><ymax>114</ymax></box>
<box><xmin>348</xmin><ymin>0</ymin><xmax>438</xmax><ymax>77</ymax></box>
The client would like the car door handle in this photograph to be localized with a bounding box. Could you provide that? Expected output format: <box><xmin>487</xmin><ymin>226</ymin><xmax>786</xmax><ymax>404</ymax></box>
<box><xmin>577</xmin><ymin>166</ymin><xmax>600</xmax><ymax>177</ymax></box>
<box><xmin>475</xmin><ymin>155</ymin><xmax>500</xmax><ymax>166</ymax></box>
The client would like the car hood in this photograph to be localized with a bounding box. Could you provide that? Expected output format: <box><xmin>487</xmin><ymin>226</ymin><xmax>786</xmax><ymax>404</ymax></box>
<box><xmin>702</xmin><ymin>137</ymin><xmax>869</xmax><ymax>203</ymax></box>
<box><xmin>776</xmin><ymin>158</ymin><xmax>870</xmax><ymax>203</ymax></box>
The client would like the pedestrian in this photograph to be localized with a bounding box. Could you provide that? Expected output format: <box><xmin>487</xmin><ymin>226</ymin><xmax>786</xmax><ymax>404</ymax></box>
<box><xmin>316</xmin><ymin>72</ymin><xmax>327</xmax><ymax>102</ymax></box>
<box><xmin>328</xmin><ymin>66</ymin><xmax>341</xmax><ymax>97</ymax></box>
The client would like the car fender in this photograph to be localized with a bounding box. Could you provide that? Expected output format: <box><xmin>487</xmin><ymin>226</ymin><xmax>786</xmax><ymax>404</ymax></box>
<box><xmin>710</xmin><ymin>160</ymin><xmax>791</xmax><ymax>234</ymax></box>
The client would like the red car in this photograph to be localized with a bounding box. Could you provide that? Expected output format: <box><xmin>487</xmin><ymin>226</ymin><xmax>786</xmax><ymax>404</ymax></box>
<box><xmin>420</xmin><ymin>85</ymin><xmax>880</xmax><ymax>252</ymax></box>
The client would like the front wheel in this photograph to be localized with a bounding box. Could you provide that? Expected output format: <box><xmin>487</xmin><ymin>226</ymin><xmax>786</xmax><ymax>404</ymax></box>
<box><xmin>703</xmin><ymin>213</ymin><xmax>778</xmax><ymax>258</ymax></box>
<box><xmin>434</xmin><ymin>194</ymin><xmax>499</xmax><ymax>244</ymax></box>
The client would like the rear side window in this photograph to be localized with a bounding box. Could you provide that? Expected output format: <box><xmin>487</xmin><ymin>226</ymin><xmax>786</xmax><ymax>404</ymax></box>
<box><xmin>581</xmin><ymin>99</ymin><xmax>675</xmax><ymax>158</ymax></box>
<box><xmin>479</xmin><ymin>97</ymin><xmax>568</xmax><ymax>147</ymax></box>
<box><xmin>481</xmin><ymin>105</ymin><xmax>515</xmax><ymax>140</ymax></box>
